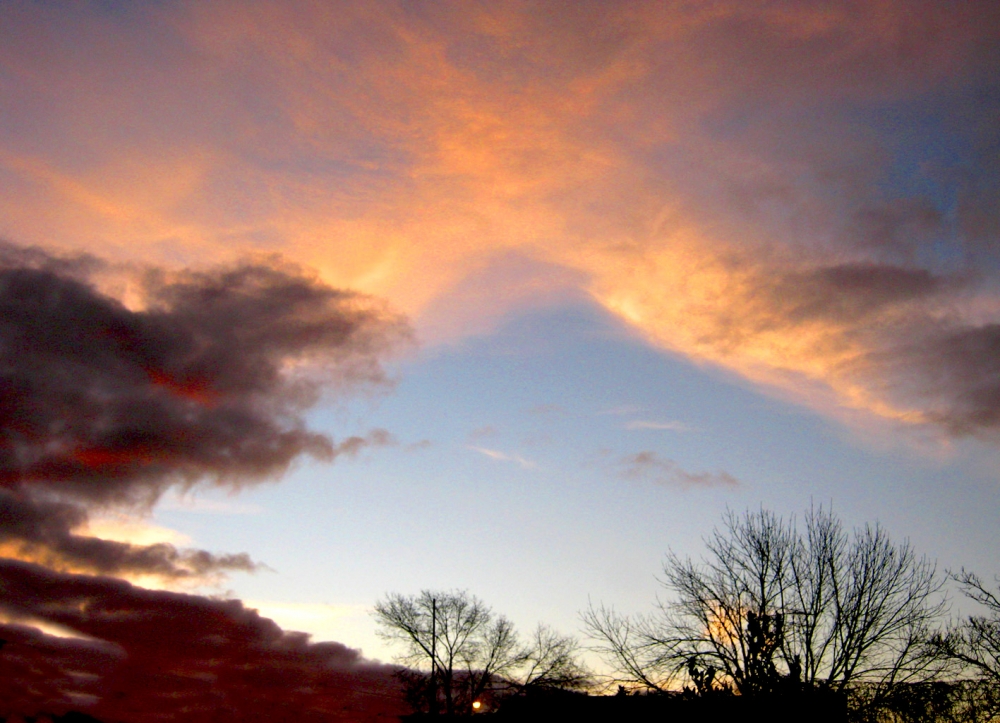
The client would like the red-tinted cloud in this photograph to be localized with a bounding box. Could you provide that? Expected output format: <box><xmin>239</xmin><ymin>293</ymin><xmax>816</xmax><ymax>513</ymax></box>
<box><xmin>0</xmin><ymin>559</ymin><xmax>404</xmax><ymax>722</ymax></box>
<box><xmin>0</xmin><ymin>242</ymin><xmax>407</xmax><ymax>501</ymax></box>
<box><xmin>0</xmin><ymin>241</ymin><xmax>407</xmax><ymax>578</ymax></box>
<box><xmin>0</xmin><ymin>244</ymin><xmax>411</xmax><ymax>719</ymax></box>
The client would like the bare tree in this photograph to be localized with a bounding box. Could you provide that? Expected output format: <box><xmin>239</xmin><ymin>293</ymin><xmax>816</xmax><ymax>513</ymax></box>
<box><xmin>787</xmin><ymin>508</ymin><xmax>946</xmax><ymax>694</ymax></box>
<box><xmin>463</xmin><ymin>614</ymin><xmax>525</xmax><ymax>708</ymax></box>
<box><xmin>927</xmin><ymin>569</ymin><xmax>1000</xmax><ymax>719</ymax></box>
<box><xmin>514</xmin><ymin>624</ymin><xmax>591</xmax><ymax>693</ymax></box>
<box><xmin>584</xmin><ymin>507</ymin><xmax>946</xmax><ymax>704</ymax></box>
<box><xmin>581</xmin><ymin>601</ymin><xmax>682</xmax><ymax>692</ymax></box>
<box><xmin>659</xmin><ymin>508</ymin><xmax>796</xmax><ymax>696</ymax></box>
<box><xmin>374</xmin><ymin>590</ymin><xmax>587</xmax><ymax>714</ymax></box>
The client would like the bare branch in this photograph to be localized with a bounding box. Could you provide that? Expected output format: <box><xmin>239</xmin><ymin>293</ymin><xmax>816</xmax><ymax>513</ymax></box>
<box><xmin>582</xmin><ymin>506</ymin><xmax>947</xmax><ymax>706</ymax></box>
<box><xmin>375</xmin><ymin>589</ymin><xmax>588</xmax><ymax>714</ymax></box>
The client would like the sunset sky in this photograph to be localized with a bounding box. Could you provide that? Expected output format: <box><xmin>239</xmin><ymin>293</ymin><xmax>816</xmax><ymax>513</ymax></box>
<box><xmin>1</xmin><ymin>1</ymin><xmax>999</xmax><ymax>719</ymax></box>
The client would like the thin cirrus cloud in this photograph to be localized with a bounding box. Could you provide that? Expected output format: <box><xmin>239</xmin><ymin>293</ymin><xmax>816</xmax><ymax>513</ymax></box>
<box><xmin>598</xmin><ymin>405</ymin><xmax>644</xmax><ymax>417</ymax></box>
<box><xmin>468</xmin><ymin>446</ymin><xmax>538</xmax><ymax>470</ymax></box>
<box><xmin>619</xmin><ymin>451</ymin><xmax>739</xmax><ymax>490</ymax></box>
<box><xmin>1</xmin><ymin>2</ymin><xmax>999</xmax><ymax>440</ymax></box>
<box><xmin>625</xmin><ymin>420</ymin><xmax>695</xmax><ymax>432</ymax></box>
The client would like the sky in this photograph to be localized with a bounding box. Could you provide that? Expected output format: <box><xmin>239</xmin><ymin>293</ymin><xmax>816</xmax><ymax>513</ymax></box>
<box><xmin>1</xmin><ymin>0</ymin><xmax>999</xmax><ymax>719</ymax></box>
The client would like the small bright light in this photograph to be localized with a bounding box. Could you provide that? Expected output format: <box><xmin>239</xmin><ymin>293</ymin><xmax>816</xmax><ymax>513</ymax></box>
<box><xmin>472</xmin><ymin>701</ymin><xmax>482</xmax><ymax>711</ymax></box>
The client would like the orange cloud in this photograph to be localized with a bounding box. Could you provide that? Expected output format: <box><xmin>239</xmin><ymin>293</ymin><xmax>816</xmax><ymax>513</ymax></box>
<box><xmin>1</xmin><ymin>0</ymin><xmax>998</xmax><ymax>437</ymax></box>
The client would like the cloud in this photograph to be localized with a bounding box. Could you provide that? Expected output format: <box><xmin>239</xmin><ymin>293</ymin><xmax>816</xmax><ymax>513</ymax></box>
<box><xmin>891</xmin><ymin>323</ymin><xmax>1000</xmax><ymax>435</ymax></box>
<box><xmin>0</xmin><ymin>242</ymin><xmax>408</xmax><ymax>580</ymax></box>
<box><xmin>526</xmin><ymin>404</ymin><xmax>564</xmax><ymax>416</ymax></box>
<box><xmin>625</xmin><ymin>420</ymin><xmax>694</xmax><ymax>432</ymax></box>
<box><xmin>330</xmin><ymin>429</ymin><xmax>399</xmax><ymax>458</ymax></box>
<box><xmin>0</xmin><ymin>242</ymin><xmax>408</xmax><ymax>500</ymax></box>
<box><xmin>0</xmin><ymin>245</ymin><xmax>410</xmax><ymax>718</ymax></box>
<box><xmin>599</xmin><ymin>405</ymin><xmax>643</xmax><ymax>417</ymax></box>
<box><xmin>158</xmin><ymin>492</ymin><xmax>264</xmax><ymax>516</ymax></box>
<box><xmin>1</xmin><ymin>1</ymin><xmax>999</xmax><ymax>443</ymax></box>
<box><xmin>469</xmin><ymin>446</ymin><xmax>537</xmax><ymax>470</ymax></box>
<box><xmin>468</xmin><ymin>425</ymin><xmax>497</xmax><ymax>441</ymax></box>
<box><xmin>0</xmin><ymin>559</ymin><xmax>403</xmax><ymax>722</ymax></box>
<box><xmin>0</xmin><ymin>3</ymin><xmax>997</xmax><ymax>715</ymax></box>
<box><xmin>619</xmin><ymin>451</ymin><xmax>739</xmax><ymax>490</ymax></box>
<box><xmin>595</xmin><ymin>241</ymin><xmax>1000</xmax><ymax>435</ymax></box>
<box><xmin>0</xmin><ymin>489</ymin><xmax>257</xmax><ymax>581</ymax></box>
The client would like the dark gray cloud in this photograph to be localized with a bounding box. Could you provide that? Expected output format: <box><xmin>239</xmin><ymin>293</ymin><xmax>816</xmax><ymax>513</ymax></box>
<box><xmin>0</xmin><ymin>242</ymin><xmax>408</xmax><ymax>577</ymax></box>
<box><xmin>0</xmin><ymin>246</ymin><xmax>408</xmax><ymax>501</ymax></box>
<box><xmin>890</xmin><ymin>323</ymin><xmax>1000</xmax><ymax>435</ymax></box>
<box><xmin>776</xmin><ymin>262</ymin><xmax>945</xmax><ymax>325</ymax></box>
<box><xmin>849</xmin><ymin>199</ymin><xmax>944</xmax><ymax>261</ymax></box>
<box><xmin>768</xmin><ymin>259</ymin><xmax>1000</xmax><ymax>436</ymax></box>
<box><xmin>757</xmin><ymin>260</ymin><xmax>1000</xmax><ymax>436</ymax></box>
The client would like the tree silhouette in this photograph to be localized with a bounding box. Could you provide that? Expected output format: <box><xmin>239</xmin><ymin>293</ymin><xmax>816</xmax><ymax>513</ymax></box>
<box><xmin>374</xmin><ymin>589</ymin><xmax>587</xmax><ymax>715</ymax></box>
<box><xmin>929</xmin><ymin>569</ymin><xmax>1000</xmax><ymax>720</ymax></box>
<box><xmin>584</xmin><ymin>507</ymin><xmax>945</xmax><ymax>707</ymax></box>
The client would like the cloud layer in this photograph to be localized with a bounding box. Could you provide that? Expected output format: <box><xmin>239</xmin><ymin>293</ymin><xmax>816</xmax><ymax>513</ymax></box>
<box><xmin>1</xmin><ymin>1</ymin><xmax>998</xmax><ymax>440</ymax></box>
<box><xmin>0</xmin><ymin>559</ymin><xmax>403</xmax><ymax>722</ymax></box>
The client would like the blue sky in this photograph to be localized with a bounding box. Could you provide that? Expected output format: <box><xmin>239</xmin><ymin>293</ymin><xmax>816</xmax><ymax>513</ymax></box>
<box><xmin>154</xmin><ymin>297</ymin><xmax>1000</xmax><ymax>662</ymax></box>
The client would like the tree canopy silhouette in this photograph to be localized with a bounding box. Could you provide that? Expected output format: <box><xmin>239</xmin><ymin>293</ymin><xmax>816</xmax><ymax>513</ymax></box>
<box><xmin>584</xmin><ymin>507</ymin><xmax>945</xmax><ymax>704</ymax></box>
<box><xmin>374</xmin><ymin>589</ymin><xmax>588</xmax><ymax>715</ymax></box>
<box><xmin>927</xmin><ymin>569</ymin><xmax>1000</xmax><ymax>720</ymax></box>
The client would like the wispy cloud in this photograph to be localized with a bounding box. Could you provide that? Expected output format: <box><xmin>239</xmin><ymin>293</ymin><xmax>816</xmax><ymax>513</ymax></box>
<box><xmin>159</xmin><ymin>493</ymin><xmax>264</xmax><ymax>516</ymax></box>
<box><xmin>468</xmin><ymin>446</ymin><xmax>538</xmax><ymax>470</ymax></box>
<box><xmin>619</xmin><ymin>451</ymin><xmax>739</xmax><ymax>490</ymax></box>
<box><xmin>332</xmin><ymin>429</ymin><xmax>399</xmax><ymax>458</ymax></box>
<box><xmin>526</xmin><ymin>404</ymin><xmax>564</xmax><ymax>416</ymax></box>
<box><xmin>468</xmin><ymin>425</ymin><xmax>497</xmax><ymax>441</ymax></box>
<box><xmin>625</xmin><ymin>420</ymin><xmax>695</xmax><ymax>432</ymax></box>
<box><xmin>599</xmin><ymin>405</ymin><xmax>643</xmax><ymax>416</ymax></box>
